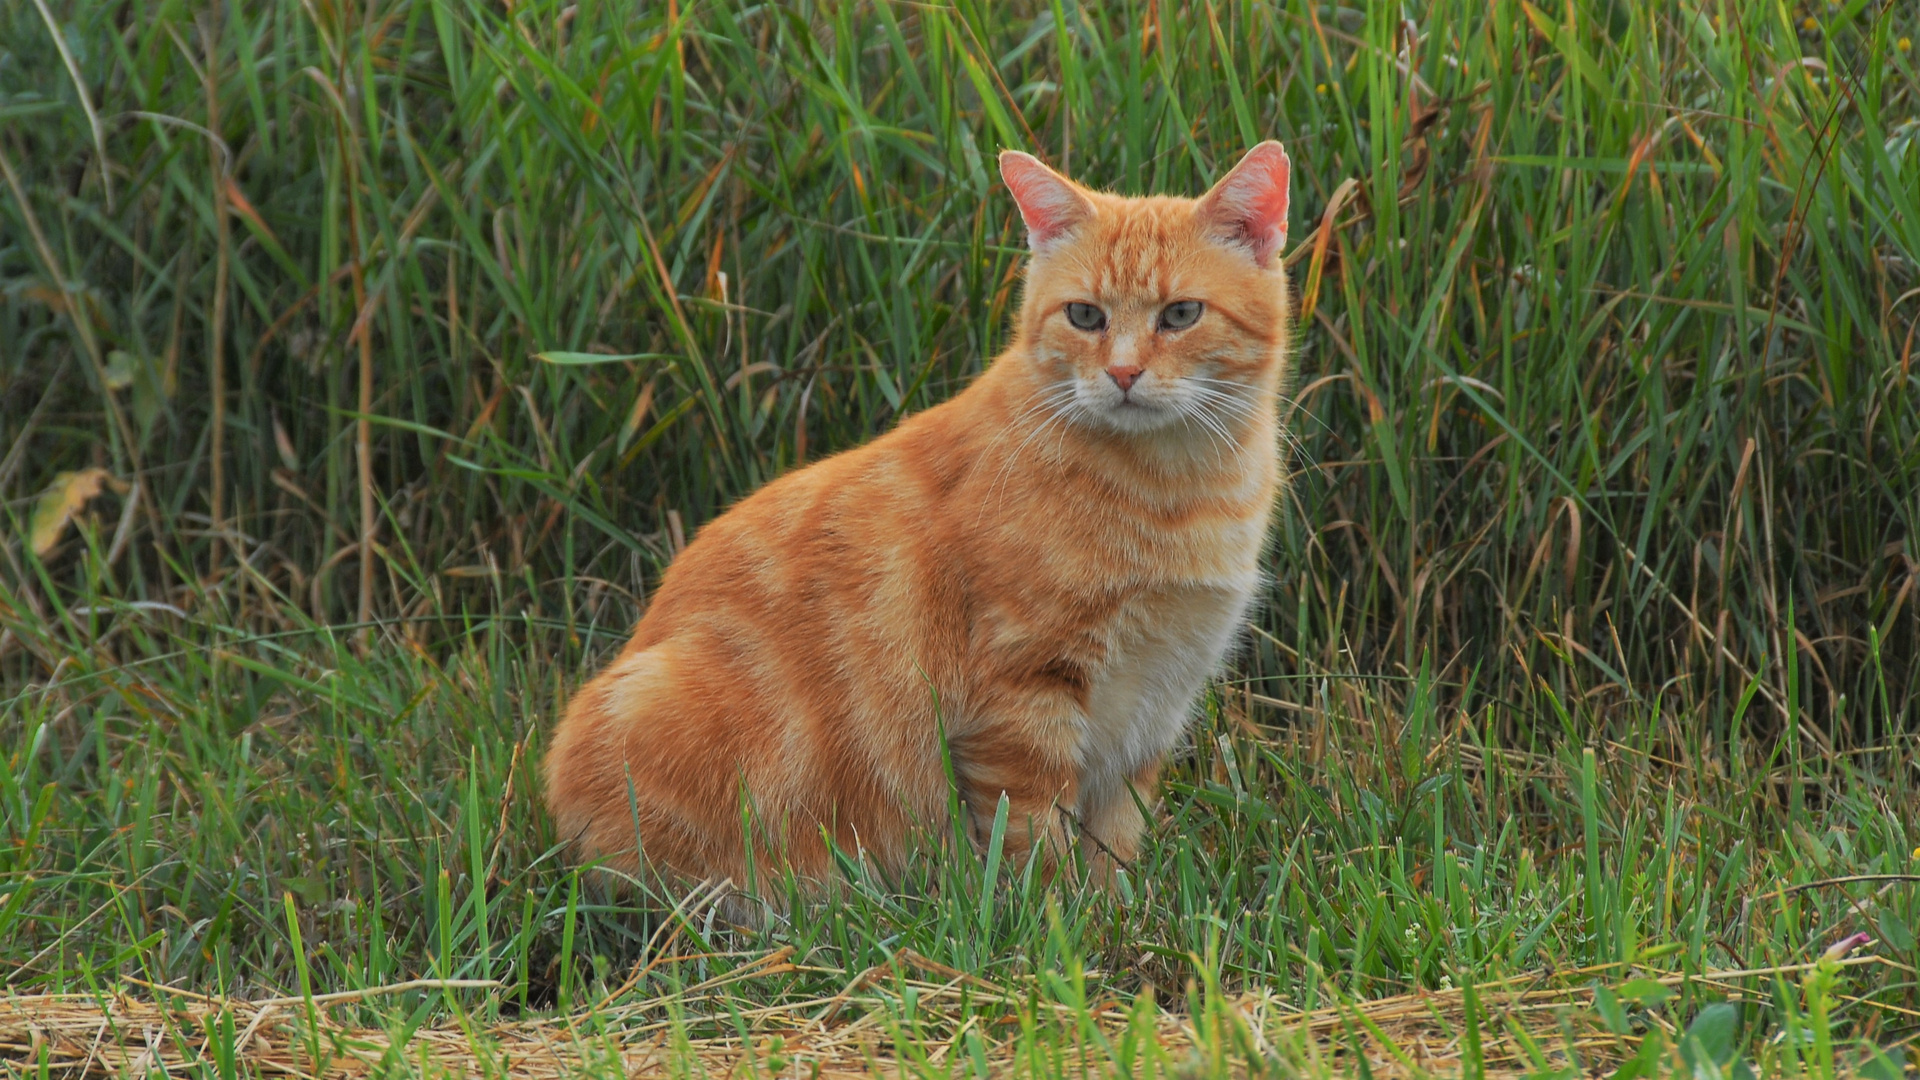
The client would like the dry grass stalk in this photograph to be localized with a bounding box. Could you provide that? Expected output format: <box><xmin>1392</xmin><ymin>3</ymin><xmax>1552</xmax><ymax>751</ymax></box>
<box><xmin>14</xmin><ymin>954</ymin><xmax>1898</xmax><ymax>1077</ymax></box>
<box><xmin>0</xmin><ymin>976</ymin><xmax>1653</xmax><ymax>1079</ymax></box>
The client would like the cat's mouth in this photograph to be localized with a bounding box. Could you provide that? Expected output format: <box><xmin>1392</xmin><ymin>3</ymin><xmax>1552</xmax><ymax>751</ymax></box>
<box><xmin>1067</xmin><ymin>376</ymin><xmax>1184</xmax><ymax>433</ymax></box>
<box><xmin>1089</xmin><ymin>394</ymin><xmax>1182</xmax><ymax>434</ymax></box>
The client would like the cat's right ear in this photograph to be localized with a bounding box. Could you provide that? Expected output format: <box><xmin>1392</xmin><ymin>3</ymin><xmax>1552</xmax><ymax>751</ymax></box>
<box><xmin>1198</xmin><ymin>141</ymin><xmax>1291</xmax><ymax>267</ymax></box>
<box><xmin>1000</xmin><ymin>151</ymin><xmax>1092</xmax><ymax>251</ymax></box>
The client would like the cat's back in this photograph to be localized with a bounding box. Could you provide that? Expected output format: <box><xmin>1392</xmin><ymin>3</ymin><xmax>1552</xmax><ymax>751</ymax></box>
<box><xmin>628</xmin><ymin>385</ymin><xmax>993</xmax><ymax>651</ymax></box>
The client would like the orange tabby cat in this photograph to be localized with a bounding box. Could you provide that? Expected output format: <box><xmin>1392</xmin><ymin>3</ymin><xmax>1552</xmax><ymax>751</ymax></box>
<box><xmin>544</xmin><ymin>142</ymin><xmax>1293</xmax><ymax>891</ymax></box>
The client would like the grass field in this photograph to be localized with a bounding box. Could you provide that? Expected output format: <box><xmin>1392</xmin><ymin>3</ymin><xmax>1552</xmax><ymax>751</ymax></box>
<box><xmin>4</xmin><ymin>0</ymin><xmax>1920</xmax><ymax>1075</ymax></box>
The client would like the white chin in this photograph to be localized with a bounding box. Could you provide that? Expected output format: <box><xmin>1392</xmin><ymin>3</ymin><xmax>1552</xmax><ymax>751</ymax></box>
<box><xmin>1096</xmin><ymin>400</ymin><xmax>1179</xmax><ymax>433</ymax></box>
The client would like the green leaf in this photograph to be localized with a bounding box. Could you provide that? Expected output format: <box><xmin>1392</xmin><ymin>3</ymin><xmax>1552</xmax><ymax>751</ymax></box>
<box><xmin>103</xmin><ymin>349</ymin><xmax>137</xmax><ymax>390</ymax></box>
<box><xmin>979</xmin><ymin>792</ymin><xmax>1009</xmax><ymax>931</ymax></box>
<box><xmin>1518</xmin><ymin>1</ymin><xmax>1609</xmax><ymax>94</ymax></box>
<box><xmin>534</xmin><ymin>351</ymin><xmax>679</xmax><ymax>365</ymax></box>
<box><xmin>1614</xmin><ymin>978</ymin><xmax>1673</xmax><ymax>1007</ymax></box>
<box><xmin>1592</xmin><ymin>981</ymin><xmax>1629</xmax><ymax>1035</ymax></box>
<box><xmin>1461</xmin><ymin>976</ymin><xmax>1485</xmax><ymax>1079</ymax></box>
<box><xmin>1607</xmin><ymin>1029</ymin><xmax>1665</xmax><ymax>1080</ymax></box>
<box><xmin>1860</xmin><ymin>1047</ymin><xmax>1906</xmax><ymax>1080</ymax></box>
<box><xmin>1681</xmin><ymin>1003</ymin><xmax>1739</xmax><ymax>1069</ymax></box>
<box><xmin>1877</xmin><ymin>908</ymin><xmax>1914</xmax><ymax>952</ymax></box>
<box><xmin>280</xmin><ymin>875</ymin><xmax>329</xmax><ymax>904</ymax></box>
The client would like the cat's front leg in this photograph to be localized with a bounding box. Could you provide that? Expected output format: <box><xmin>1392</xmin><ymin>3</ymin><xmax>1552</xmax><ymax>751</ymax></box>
<box><xmin>946</xmin><ymin>700</ymin><xmax>1082</xmax><ymax>867</ymax></box>
<box><xmin>1071</xmin><ymin>759</ymin><xmax>1163</xmax><ymax>881</ymax></box>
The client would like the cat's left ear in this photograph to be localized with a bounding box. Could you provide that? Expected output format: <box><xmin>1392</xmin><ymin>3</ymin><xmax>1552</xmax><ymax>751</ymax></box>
<box><xmin>1199</xmin><ymin>141</ymin><xmax>1291</xmax><ymax>267</ymax></box>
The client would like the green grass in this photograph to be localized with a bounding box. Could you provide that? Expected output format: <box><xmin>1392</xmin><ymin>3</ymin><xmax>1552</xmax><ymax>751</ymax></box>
<box><xmin>3</xmin><ymin>0</ymin><xmax>1920</xmax><ymax>1075</ymax></box>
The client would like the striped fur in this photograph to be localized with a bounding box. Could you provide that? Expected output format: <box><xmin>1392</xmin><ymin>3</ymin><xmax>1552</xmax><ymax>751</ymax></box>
<box><xmin>543</xmin><ymin>143</ymin><xmax>1294</xmax><ymax>891</ymax></box>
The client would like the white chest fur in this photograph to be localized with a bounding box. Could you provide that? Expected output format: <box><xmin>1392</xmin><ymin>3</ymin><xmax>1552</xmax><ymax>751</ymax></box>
<box><xmin>1075</xmin><ymin>568</ymin><xmax>1260</xmax><ymax>793</ymax></box>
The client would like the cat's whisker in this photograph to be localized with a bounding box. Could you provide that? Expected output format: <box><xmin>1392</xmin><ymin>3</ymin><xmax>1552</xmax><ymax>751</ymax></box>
<box><xmin>1183</xmin><ymin>386</ymin><xmax>1261</xmax><ymax>436</ymax></box>
<box><xmin>1188</xmin><ymin>379</ymin><xmax>1266</xmax><ymax>409</ymax></box>
<box><xmin>1186</xmin><ymin>386</ymin><xmax>1258</xmax><ymax>417</ymax></box>
<box><xmin>976</xmin><ymin>382</ymin><xmax>1078</xmax><ymax>473</ymax></box>
<box><xmin>1175</xmin><ymin>397</ymin><xmax>1239</xmax><ymax>465</ymax></box>
<box><xmin>1179</xmin><ymin>384</ymin><xmax>1287</xmax><ymax>472</ymax></box>
<box><xmin>978</xmin><ymin>384</ymin><xmax>1082</xmax><ymax>521</ymax></box>
<box><xmin>1182</xmin><ymin>388</ymin><xmax>1244</xmax><ymax>422</ymax></box>
<box><xmin>992</xmin><ymin>408</ymin><xmax>1075</xmax><ymax>506</ymax></box>
<box><xmin>1186</xmin><ymin>391</ymin><xmax>1262</xmax><ymax>424</ymax></box>
<box><xmin>1177</xmin><ymin>413</ymin><xmax>1227</xmax><ymax>468</ymax></box>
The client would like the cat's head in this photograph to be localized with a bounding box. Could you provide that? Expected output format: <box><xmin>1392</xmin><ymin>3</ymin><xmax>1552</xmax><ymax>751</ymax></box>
<box><xmin>1000</xmin><ymin>143</ymin><xmax>1292</xmax><ymax>438</ymax></box>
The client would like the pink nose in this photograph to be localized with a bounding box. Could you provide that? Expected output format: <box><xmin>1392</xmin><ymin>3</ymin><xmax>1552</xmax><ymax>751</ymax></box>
<box><xmin>1107</xmin><ymin>366</ymin><xmax>1143</xmax><ymax>392</ymax></box>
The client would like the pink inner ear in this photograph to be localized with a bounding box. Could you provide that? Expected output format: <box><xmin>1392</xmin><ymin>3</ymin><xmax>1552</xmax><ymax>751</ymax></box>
<box><xmin>1000</xmin><ymin>152</ymin><xmax>1086</xmax><ymax>248</ymax></box>
<box><xmin>1213</xmin><ymin>144</ymin><xmax>1291</xmax><ymax>266</ymax></box>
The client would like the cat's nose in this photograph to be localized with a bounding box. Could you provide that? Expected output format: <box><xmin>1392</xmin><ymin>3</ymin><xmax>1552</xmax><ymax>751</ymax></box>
<box><xmin>1106</xmin><ymin>365</ymin><xmax>1144</xmax><ymax>392</ymax></box>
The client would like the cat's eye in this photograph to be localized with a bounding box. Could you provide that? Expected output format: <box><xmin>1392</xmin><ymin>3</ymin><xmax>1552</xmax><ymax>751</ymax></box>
<box><xmin>1159</xmin><ymin>301</ymin><xmax>1204</xmax><ymax>330</ymax></box>
<box><xmin>1065</xmin><ymin>302</ymin><xmax>1107</xmax><ymax>331</ymax></box>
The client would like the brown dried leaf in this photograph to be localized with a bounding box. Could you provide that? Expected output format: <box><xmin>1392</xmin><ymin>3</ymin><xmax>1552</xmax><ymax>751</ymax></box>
<box><xmin>28</xmin><ymin>467</ymin><xmax>113</xmax><ymax>557</ymax></box>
